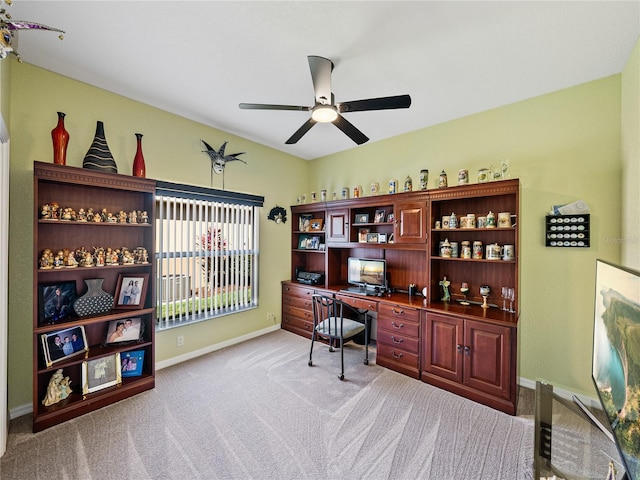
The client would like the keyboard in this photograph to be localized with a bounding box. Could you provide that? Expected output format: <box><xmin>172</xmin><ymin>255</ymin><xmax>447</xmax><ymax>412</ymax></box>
<box><xmin>340</xmin><ymin>287</ymin><xmax>380</xmax><ymax>296</ymax></box>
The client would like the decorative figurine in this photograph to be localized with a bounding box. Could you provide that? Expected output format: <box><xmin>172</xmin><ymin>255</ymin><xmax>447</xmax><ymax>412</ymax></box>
<box><xmin>439</xmin><ymin>276</ymin><xmax>451</xmax><ymax>302</ymax></box>
<box><xmin>438</xmin><ymin>170</ymin><xmax>448</xmax><ymax>188</ymax></box>
<box><xmin>460</xmin><ymin>282</ymin><xmax>470</xmax><ymax>305</ymax></box>
<box><xmin>42</xmin><ymin>369</ymin><xmax>71</xmax><ymax>407</ymax></box>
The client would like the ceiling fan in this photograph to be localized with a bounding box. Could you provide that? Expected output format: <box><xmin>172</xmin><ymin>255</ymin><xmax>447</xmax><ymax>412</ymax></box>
<box><xmin>239</xmin><ymin>55</ymin><xmax>411</xmax><ymax>145</ymax></box>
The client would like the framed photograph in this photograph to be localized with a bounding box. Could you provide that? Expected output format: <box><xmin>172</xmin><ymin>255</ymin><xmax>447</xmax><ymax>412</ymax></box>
<box><xmin>114</xmin><ymin>274</ymin><xmax>149</xmax><ymax>310</ymax></box>
<box><xmin>378</xmin><ymin>233</ymin><xmax>388</xmax><ymax>244</ymax></box>
<box><xmin>358</xmin><ymin>228</ymin><xmax>370</xmax><ymax>243</ymax></box>
<box><xmin>105</xmin><ymin>317</ymin><xmax>143</xmax><ymax>345</ymax></box>
<box><xmin>354</xmin><ymin>213</ymin><xmax>369</xmax><ymax>224</ymax></box>
<box><xmin>38</xmin><ymin>281</ymin><xmax>77</xmax><ymax>325</ymax></box>
<box><xmin>298</xmin><ymin>234</ymin><xmax>311</xmax><ymax>249</ymax></box>
<box><xmin>366</xmin><ymin>233</ymin><xmax>379</xmax><ymax>243</ymax></box>
<box><xmin>374</xmin><ymin>209</ymin><xmax>386</xmax><ymax>224</ymax></box>
<box><xmin>298</xmin><ymin>214</ymin><xmax>313</xmax><ymax>232</ymax></box>
<box><xmin>310</xmin><ymin>218</ymin><xmax>324</xmax><ymax>231</ymax></box>
<box><xmin>308</xmin><ymin>236</ymin><xmax>321</xmax><ymax>250</ymax></box>
<box><xmin>387</xmin><ymin>213</ymin><xmax>395</xmax><ymax>223</ymax></box>
<box><xmin>82</xmin><ymin>353</ymin><xmax>122</xmax><ymax>394</ymax></box>
<box><xmin>121</xmin><ymin>350</ymin><xmax>145</xmax><ymax>377</ymax></box>
<box><xmin>41</xmin><ymin>325</ymin><xmax>88</xmax><ymax>368</ymax></box>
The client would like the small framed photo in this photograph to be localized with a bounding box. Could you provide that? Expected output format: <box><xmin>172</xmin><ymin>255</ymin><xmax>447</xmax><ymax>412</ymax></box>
<box><xmin>298</xmin><ymin>214</ymin><xmax>313</xmax><ymax>232</ymax></box>
<box><xmin>318</xmin><ymin>243</ymin><xmax>326</xmax><ymax>251</ymax></box>
<box><xmin>82</xmin><ymin>353</ymin><xmax>122</xmax><ymax>394</ymax></box>
<box><xmin>354</xmin><ymin>213</ymin><xmax>369</xmax><ymax>224</ymax></box>
<box><xmin>387</xmin><ymin>213</ymin><xmax>395</xmax><ymax>223</ymax></box>
<box><xmin>38</xmin><ymin>281</ymin><xmax>77</xmax><ymax>325</ymax></box>
<box><xmin>114</xmin><ymin>274</ymin><xmax>149</xmax><ymax>310</ymax></box>
<box><xmin>105</xmin><ymin>317</ymin><xmax>143</xmax><ymax>345</ymax></box>
<box><xmin>374</xmin><ymin>209</ymin><xmax>386</xmax><ymax>224</ymax></box>
<box><xmin>358</xmin><ymin>228</ymin><xmax>370</xmax><ymax>243</ymax></box>
<box><xmin>366</xmin><ymin>233</ymin><xmax>379</xmax><ymax>243</ymax></box>
<box><xmin>298</xmin><ymin>234</ymin><xmax>312</xmax><ymax>249</ymax></box>
<box><xmin>310</xmin><ymin>218</ymin><xmax>324</xmax><ymax>231</ymax></box>
<box><xmin>378</xmin><ymin>233</ymin><xmax>388</xmax><ymax>244</ymax></box>
<box><xmin>41</xmin><ymin>325</ymin><xmax>88</xmax><ymax>368</ymax></box>
<box><xmin>121</xmin><ymin>350</ymin><xmax>145</xmax><ymax>377</ymax></box>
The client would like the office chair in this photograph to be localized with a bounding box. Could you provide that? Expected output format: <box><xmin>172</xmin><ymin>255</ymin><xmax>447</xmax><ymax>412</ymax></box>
<box><xmin>309</xmin><ymin>294</ymin><xmax>369</xmax><ymax>380</ymax></box>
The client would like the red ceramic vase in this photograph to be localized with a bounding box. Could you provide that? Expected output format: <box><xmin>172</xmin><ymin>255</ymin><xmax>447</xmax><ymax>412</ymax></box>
<box><xmin>51</xmin><ymin>111</ymin><xmax>69</xmax><ymax>165</ymax></box>
<box><xmin>132</xmin><ymin>133</ymin><xmax>146</xmax><ymax>177</ymax></box>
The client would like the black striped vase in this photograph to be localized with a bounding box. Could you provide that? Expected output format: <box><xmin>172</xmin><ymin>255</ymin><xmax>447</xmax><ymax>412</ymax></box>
<box><xmin>83</xmin><ymin>121</ymin><xmax>117</xmax><ymax>173</ymax></box>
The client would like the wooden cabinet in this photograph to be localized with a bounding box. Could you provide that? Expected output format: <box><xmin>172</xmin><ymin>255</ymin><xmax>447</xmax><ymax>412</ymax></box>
<box><xmin>290</xmin><ymin>205</ymin><xmax>326</xmax><ymax>282</ymax></box>
<box><xmin>326</xmin><ymin>208</ymin><xmax>349</xmax><ymax>243</ymax></box>
<box><xmin>33</xmin><ymin>162</ymin><xmax>156</xmax><ymax>432</ymax></box>
<box><xmin>281</xmin><ymin>283</ymin><xmax>316</xmax><ymax>337</ymax></box>
<box><xmin>376</xmin><ymin>302</ymin><xmax>421</xmax><ymax>378</ymax></box>
<box><xmin>393</xmin><ymin>200</ymin><xmax>427</xmax><ymax>244</ymax></box>
<box><xmin>422</xmin><ymin>311</ymin><xmax>516</xmax><ymax>414</ymax></box>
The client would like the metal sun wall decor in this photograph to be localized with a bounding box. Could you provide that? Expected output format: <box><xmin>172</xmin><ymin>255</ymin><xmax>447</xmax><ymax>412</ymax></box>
<box><xmin>0</xmin><ymin>0</ymin><xmax>65</xmax><ymax>61</ymax></box>
<box><xmin>202</xmin><ymin>139</ymin><xmax>246</xmax><ymax>189</ymax></box>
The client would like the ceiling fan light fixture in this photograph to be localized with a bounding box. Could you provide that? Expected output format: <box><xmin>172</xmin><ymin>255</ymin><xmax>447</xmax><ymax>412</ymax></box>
<box><xmin>311</xmin><ymin>105</ymin><xmax>338</xmax><ymax>123</ymax></box>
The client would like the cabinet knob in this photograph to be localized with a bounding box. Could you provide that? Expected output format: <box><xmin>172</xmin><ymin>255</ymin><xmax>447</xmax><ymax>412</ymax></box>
<box><xmin>464</xmin><ymin>346</ymin><xmax>471</xmax><ymax>356</ymax></box>
<box><xmin>456</xmin><ymin>344</ymin><xmax>462</xmax><ymax>354</ymax></box>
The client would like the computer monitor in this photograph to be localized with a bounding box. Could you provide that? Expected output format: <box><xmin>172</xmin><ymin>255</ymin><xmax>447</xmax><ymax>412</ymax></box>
<box><xmin>347</xmin><ymin>257</ymin><xmax>386</xmax><ymax>289</ymax></box>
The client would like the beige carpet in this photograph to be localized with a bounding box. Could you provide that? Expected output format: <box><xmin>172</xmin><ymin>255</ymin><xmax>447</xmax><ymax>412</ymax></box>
<box><xmin>1</xmin><ymin>330</ymin><xmax>535</xmax><ymax>479</ymax></box>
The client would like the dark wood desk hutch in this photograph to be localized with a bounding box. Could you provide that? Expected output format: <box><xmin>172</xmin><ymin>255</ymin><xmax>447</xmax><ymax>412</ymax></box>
<box><xmin>282</xmin><ymin>179</ymin><xmax>520</xmax><ymax>414</ymax></box>
<box><xmin>33</xmin><ymin>162</ymin><xmax>156</xmax><ymax>432</ymax></box>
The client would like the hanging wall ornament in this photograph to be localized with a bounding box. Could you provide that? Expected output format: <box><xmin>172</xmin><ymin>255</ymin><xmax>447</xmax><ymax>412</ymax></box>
<box><xmin>83</xmin><ymin>121</ymin><xmax>117</xmax><ymax>173</ymax></box>
<box><xmin>267</xmin><ymin>206</ymin><xmax>287</xmax><ymax>224</ymax></box>
<box><xmin>132</xmin><ymin>133</ymin><xmax>146</xmax><ymax>177</ymax></box>
<box><xmin>51</xmin><ymin>111</ymin><xmax>69</xmax><ymax>165</ymax></box>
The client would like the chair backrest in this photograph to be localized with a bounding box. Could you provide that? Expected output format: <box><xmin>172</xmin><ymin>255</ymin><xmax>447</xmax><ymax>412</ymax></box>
<box><xmin>311</xmin><ymin>294</ymin><xmax>344</xmax><ymax>337</ymax></box>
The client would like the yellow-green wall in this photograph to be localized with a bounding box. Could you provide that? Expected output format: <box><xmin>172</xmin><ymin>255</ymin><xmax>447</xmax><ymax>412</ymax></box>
<box><xmin>7</xmin><ymin>61</ymin><xmax>306</xmax><ymax>410</ymax></box>
<box><xmin>309</xmin><ymin>75</ymin><xmax>623</xmax><ymax>398</ymax></box>
<box><xmin>5</xmin><ymin>35</ymin><xmax>638</xmax><ymax>411</ymax></box>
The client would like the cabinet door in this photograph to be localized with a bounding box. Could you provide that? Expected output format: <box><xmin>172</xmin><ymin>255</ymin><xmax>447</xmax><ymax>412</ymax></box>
<box><xmin>394</xmin><ymin>201</ymin><xmax>426</xmax><ymax>243</ymax></box>
<box><xmin>327</xmin><ymin>208</ymin><xmax>349</xmax><ymax>243</ymax></box>
<box><xmin>463</xmin><ymin>319</ymin><xmax>512</xmax><ymax>400</ymax></box>
<box><xmin>423</xmin><ymin>313</ymin><xmax>463</xmax><ymax>383</ymax></box>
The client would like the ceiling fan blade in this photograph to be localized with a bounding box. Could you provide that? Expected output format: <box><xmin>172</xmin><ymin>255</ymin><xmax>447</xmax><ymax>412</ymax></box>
<box><xmin>239</xmin><ymin>103</ymin><xmax>310</xmax><ymax>111</ymax></box>
<box><xmin>308</xmin><ymin>55</ymin><xmax>334</xmax><ymax>105</ymax></box>
<box><xmin>338</xmin><ymin>94</ymin><xmax>412</xmax><ymax>113</ymax></box>
<box><xmin>285</xmin><ymin>118</ymin><xmax>317</xmax><ymax>144</ymax></box>
<box><xmin>333</xmin><ymin>114</ymin><xmax>369</xmax><ymax>145</ymax></box>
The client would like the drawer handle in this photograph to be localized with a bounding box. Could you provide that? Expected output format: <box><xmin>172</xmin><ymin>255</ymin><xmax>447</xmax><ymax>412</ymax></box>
<box><xmin>392</xmin><ymin>308</ymin><xmax>404</xmax><ymax>315</ymax></box>
<box><xmin>464</xmin><ymin>346</ymin><xmax>471</xmax><ymax>357</ymax></box>
<box><xmin>456</xmin><ymin>344</ymin><xmax>462</xmax><ymax>354</ymax></box>
<box><xmin>305</xmin><ymin>312</ymin><xmax>312</xmax><ymax>319</ymax></box>
<box><xmin>391</xmin><ymin>336</ymin><xmax>403</xmax><ymax>344</ymax></box>
<box><xmin>391</xmin><ymin>351</ymin><xmax>404</xmax><ymax>359</ymax></box>
<box><xmin>391</xmin><ymin>321</ymin><xmax>404</xmax><ymax>329</ymax></box>
<box><xmin>304</xmin><ymin>301</ymin><xmax>311</xmax><ymax>307</ymax></box>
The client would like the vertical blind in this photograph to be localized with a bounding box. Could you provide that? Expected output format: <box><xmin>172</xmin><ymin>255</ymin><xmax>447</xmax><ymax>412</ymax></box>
<box><xmin>155</xmin><ymin>181</ymin><xmax>263</xmax><ymax>330</ymax></box>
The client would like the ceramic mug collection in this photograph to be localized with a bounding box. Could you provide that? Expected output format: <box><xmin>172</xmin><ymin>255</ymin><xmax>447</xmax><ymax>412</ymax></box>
<box><xmin>439</xmin><ymin>239</ymin><xmax>515</xmax><ymax>261</ymax></box>
<box><xmin>436</xmin><ymin>211</ymin><xmax>515</xmax><ymax>230</ymax></box>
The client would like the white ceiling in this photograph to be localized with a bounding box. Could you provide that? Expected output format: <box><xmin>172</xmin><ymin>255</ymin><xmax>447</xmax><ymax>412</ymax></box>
<box><xmin>8</xmin><ymin>1</ymin><xmax>640</xmax><ymax>160</ymax></box>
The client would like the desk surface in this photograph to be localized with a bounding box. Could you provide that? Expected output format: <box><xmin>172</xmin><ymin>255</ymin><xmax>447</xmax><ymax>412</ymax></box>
<box><xmin>321</xmin><ymin>284</ymin><xmax>519</xmax><ymax>327</ymax></box>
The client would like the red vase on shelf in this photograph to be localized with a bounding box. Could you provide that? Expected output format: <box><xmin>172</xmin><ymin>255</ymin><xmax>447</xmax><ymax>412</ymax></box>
<box><xmin>132</xmin><ymin>132</ymin><xmax>146</xmax><ymax>177</ymax></box>
<box><xmin>51</xmin><ymin>111</ymin><xmax>69</xmax><ymax>165</ymax></box>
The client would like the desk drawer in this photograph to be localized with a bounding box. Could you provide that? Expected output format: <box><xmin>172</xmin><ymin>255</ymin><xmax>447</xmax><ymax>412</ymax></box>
<box><xmin>377</xmin><ymin>343</ymin><xmax>420</xmax><ymax>371</ymax></box>
<box><xmin>377</xmin><ymin>328</ymin><xmax>420</xmax><ymax>354</ymax></box>
<box><xmin>283</xmin><ymin>304</ymin><xmax>313</xmax><ymax>322</ymax></box>
<box><xmin>378</xmin><ymin>303</ymin><xmax>420</xmax><ymax>323</ymax></box>
<box><xmin>282</xmin><ymin>284</ymin><xmax>315</xmax><ymax>299</ymax></box>
<box><xmin>283</xmin><ymin>294</ymin><xmax>313</xmax><ymax>310</ymax></box>
<box><xmin>377</xmin><ymin>314</ymin><xmax>419</xmax><ymax>338</ymax></box>
<box><xmin>282</xmin><ymin>313</ymin><xmax>314</xmax><ymax>334</ymax></box>
<box><xmin>336</xmin><ymin>294</ymin><xmax>378</xmax><ymax>312</ymax></box>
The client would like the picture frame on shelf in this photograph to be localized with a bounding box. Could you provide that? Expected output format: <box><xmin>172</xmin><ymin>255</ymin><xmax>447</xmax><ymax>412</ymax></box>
<box><xmin>41</xmin><ymin>325</ymin><xmax>88</xmax><ymax>368</ymax></box>
<box><xmin>82</xmin><ymin>353</ymin><xmax>122</xmax><ymax>394</ymax></box>
<box><xmin>374</xmin><ymin>209</ymin><xmax>386</xmax><ymax>223</ymax></box>
<box><xmin>298</xmin><ymin>235</ymin><xmax>320</xmax><ymax>250</ymax></box>
<box><xmin>378</xmin><ymin>233</ymin><xmax>388</xmax><ymax>244</ymax></box>
<box><xmin>298</xmin><ymin>214</ymin><xmax>313</xmax><ymax>232</ymax></box>
<box><xmin>121</xmin><ymin>350</ymin><xmax>145</xmax><ymax>377</ymax></box>
<box><xmin>366</xmin><ymin>233</ymin><xmax>379</xmax><ymax>243</ymax></box>
<box><xmin>354</xmin><ymin>213</ymin><xmax>369</xmax><ymax>224</ymax></box>
<box><xmin>105</xmin><ymin>317</ymin><xmax>143</xmax><ymax>345</ymax></box>
<box><xmin>358</xmin><ymin>228</ymin><xmax>370</xmax><ymax>243</ymax></box>
<box><xmin>310</xmin><ymin>218</ymin><xmax>324</xmax><ymax>231</ymax></box>
<box><xmin>114</xmin><ymin>274</ymin><xmax>149</xmax><ymax>310</ymax></box>
<box><xmin>387</xmin><ymin>213</ymin><xmax>395</xmax><ymax>223</ymax></box>
<box><xmin>38</xmin><ymin>281</ymin><xmax>77</xmax><ymax>325</ymax></box>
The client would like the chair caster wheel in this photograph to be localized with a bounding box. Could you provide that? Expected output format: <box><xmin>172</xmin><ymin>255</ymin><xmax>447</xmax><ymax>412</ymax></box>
<box><xmin>364</xmin><ymin>359</ymin><xmax>369</xmax><ymax>365</ymax></box>
<box><xmin>308</xmin><ymin>360</ymin><xmax>312</xmax><ymax>366</ymax></box>
<box><xmin>339</xmin><ymin>374</ymin><xmax>345</xmax><ymax>381</ymax></box>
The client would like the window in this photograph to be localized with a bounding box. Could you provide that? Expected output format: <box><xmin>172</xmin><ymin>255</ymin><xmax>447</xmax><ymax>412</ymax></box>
<box><xmin>155</xmin><ymin>181</ymin><xmax>263</xmax><ymax>330</ymax></box>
